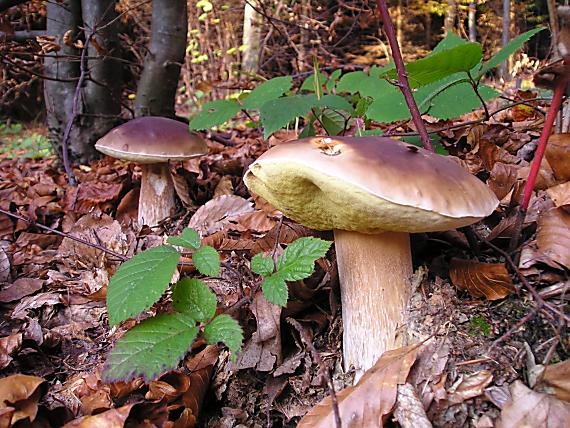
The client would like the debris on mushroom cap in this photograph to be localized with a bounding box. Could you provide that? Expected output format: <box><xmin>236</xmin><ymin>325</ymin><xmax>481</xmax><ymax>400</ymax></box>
<box><xmin>244</xmin><ymin>136</ymin><xmax>499</xmax><ymax>233</ymax></box>
<box><xmin>95</xmin><ymin>117</ymin><xmax>208</xmax><ymax>163</ymax></box>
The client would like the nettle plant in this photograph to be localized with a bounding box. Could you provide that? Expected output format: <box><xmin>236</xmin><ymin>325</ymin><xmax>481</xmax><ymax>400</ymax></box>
<box><xmin>103</xmin><ymin>227</ymin><xmax>331</xmax><ymax>382</ymax></box>
<box><xmin>189</xmin><ymin>29</ymin><xmax>545</xmax><ymax>140</ymax></box>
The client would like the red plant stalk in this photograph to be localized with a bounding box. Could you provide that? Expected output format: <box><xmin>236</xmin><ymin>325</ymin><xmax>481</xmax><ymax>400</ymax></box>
<box><xmin>376</xmin><ymin>0</ymin><xmax>433</xmax><ymax>152</ymax></box>
<box><xmin>520</xmin><ymin>77</ymin><xmax>567</xmax><ymax>210</ymax></box>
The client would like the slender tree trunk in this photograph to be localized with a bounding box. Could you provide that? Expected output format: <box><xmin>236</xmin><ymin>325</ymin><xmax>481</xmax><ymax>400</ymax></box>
<box><xmin>424</xmin><ymin>10</ymin><xmax>431</xmax><ymax>47</ymax></box>
<box><xmin>395</xmin><ymin>0</ymin><xmax>403</xmax><ymax>47</ymax></box>
<box><xmin>501</xmin><ymin>0</ymin><xmax>511</xmax><ymax>79</ymax></box>
<box><xmin>444</xmin><ymin>0</ymin><xmax>457</xmax><ymax>35</ymax></box>
<box><xmin>134</xmin><ymin>0</ymin><xmax>188</xmax><ymax>117</ymax></box>
<box><xmin>81</xmin><ymin>1</ymin><xmax>122</xmax><ymax>141</ymax></box>
<box><xmin>468</xmin><ymin>1</ymin><xmax>477</xmax><ymax>42</ymax></box>
<box><xmin>44</xmin><ymin>0</ymin><xmax>83</xmax><ymax>162</ymax></box>
<box><xmin>242</xmin><ymin>0</ymin><xmax>262</xmax><ymax>74</ymax></box>
<box><xmin>547</xmin><ymin>0</ymin><xmax>559</xmax><ymax>55</ymax></box>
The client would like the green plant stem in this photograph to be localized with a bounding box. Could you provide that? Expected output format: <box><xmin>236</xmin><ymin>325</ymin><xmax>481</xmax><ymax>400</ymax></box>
<box><xmin>376</xmin><ymin>0</ymin><xmax>433</xmax><ymax>151</ymax></box>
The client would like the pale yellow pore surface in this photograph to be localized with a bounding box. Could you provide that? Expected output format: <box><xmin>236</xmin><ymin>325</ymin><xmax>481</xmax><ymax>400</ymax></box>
<box><xmin>243</xmin><ymin>137</ymin><xmax>498</xmax><ymax>234</ymax></box>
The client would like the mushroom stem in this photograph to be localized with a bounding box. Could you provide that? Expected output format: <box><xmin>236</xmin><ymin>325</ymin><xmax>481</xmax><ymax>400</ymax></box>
<box><xmin>334</xmin><ymin>230</ymin><xmax>413</xmax><ymax>382</ymax></box>
<box><xmin>139</xmin><ymin>163</ymin><xmax>176</xmax><ymax>227</ymax></box>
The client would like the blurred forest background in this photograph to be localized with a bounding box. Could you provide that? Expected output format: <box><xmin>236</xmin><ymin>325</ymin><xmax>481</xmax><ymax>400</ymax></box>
<box><xmin>0</xmin><ymin>0</ymin><xmax>556</xmax><ymax>162</ymax></box>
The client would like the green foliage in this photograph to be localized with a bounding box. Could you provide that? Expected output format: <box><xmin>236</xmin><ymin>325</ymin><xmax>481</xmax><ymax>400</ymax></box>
<box><xmin>104</xmin><ymin>229</ymin><xmax>331</xmax><ymax>382</ymax></box>
<box><xmin>189</xmin><ymin>99</ymin><xmax>241</xmax><ymax>130</ymax></box>
<box><xmin>468</xmin><ymin>315</ymin><xmax>492</xmax><ymax>337</ymax></box>
<box><xmin>0</xmin><ymin>124</ymin><xmax>52</xmax><ymax>160</ymax></box>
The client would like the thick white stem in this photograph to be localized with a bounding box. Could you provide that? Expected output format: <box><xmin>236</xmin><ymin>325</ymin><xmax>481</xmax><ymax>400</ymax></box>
<box><xmin>334</xmin><ymin>230</ymin><xmax>413</xmax><ymax>382</ymax></box>
<box><xmin>138</xmin><ymin>163</ymin><xmax>176</xmax><ymax>227</ymax></box>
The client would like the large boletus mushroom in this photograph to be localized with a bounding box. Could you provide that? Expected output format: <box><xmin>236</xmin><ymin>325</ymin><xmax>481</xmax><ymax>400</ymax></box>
<box><xmin>96</xmin><ymin>117</ymin><xmax>208</xmax><ymax>227</ymax></box>
<box><xmin>244</xmin><ymin>136</ymin><xmax>498</xmax><ymax>380</ymax></box>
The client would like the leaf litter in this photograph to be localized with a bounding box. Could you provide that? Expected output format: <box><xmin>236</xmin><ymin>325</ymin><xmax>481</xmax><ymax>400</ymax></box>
<box><xmin>0</xmin><ymin>89</ymin><xmax>569</xmax><ymax>427</ymax></box>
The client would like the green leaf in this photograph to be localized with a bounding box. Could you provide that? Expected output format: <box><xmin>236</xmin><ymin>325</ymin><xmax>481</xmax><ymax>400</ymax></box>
<box><xmin>299</xmin><ymin>121</ymin><xmax>316</xmax><ymax>138</ymax></box>
<box><xmin>192</xmin><ymin>245</ymin><xmax>220</xmax><ymax>277</ymax></box>
<box><xmin>276</xmin><ymin>237</ymin><xmax>332</xmax><ymax>281</ymax></box>
<box><xmin>432</xmin><ymin>32</ymin><xmax>469</xmax><ymax>54</ymax></box>
<box><xmin>259</xmin><ymin>94</ymin><xmax>317</xmax><ymax>138</ymax></box>
<box><xmin>300</xmin><ymin>71</ymin><xmax>327</xmax><ymax>92</ymax></box>
<box><xmin>428</xmin><ymin>83</ymin><xmax>499</xmax><ymax>119</ymax></box>
<box><xmin>172</xmin><ymin>278</ymin><xmax>217</xmax><ymax>322</ymax></box>
<box><xmin>204</xmin><ymin>314</ymin><xmax>243</xmax><ymax>358</ymax></box>
<box><xmin>251</xmin><ymin>253</ymin><xmax>274</xmax><ymax>276</ymax></box>
<box><xmin>103</xmin><ymin>313</ymin><xmax>198</xmax><ymax>383</ymax></box>
<box><xmin>106</xmin><ymin>246</ymin><xmax>180</xmax><ymax>326</ymax></box>
<box><xmin>317</xmin><ymin>95</ymin><xmax>354</xmax><ymax>112</ymax></box>
<box><xmin>189</xmin><ymin>100</ymin><xmax>241</xmax><ymax>130</ymax></box>
<box><xmin>243</xmin><ymin>76</ymin><xmax>292</xmax><ymax>110</ymax></box>
<box><xmin>388</xmin><ymin>43</ymin><xmax>482</xmax><ymax>88</ymax></box>
<box><xmin>366</xmin><ymin>88</ymin><xmax>410</xmax><ymax>123</ymax></box>
<box><xmin>320</xmin><ymin>109</ymin><xmax>346</xmax><ymax>136</ymax></box>
<box><xmin>261</xmin><ymin>274</ymin><xmax>288</xmax><ymax>306</ymax></box>
<box><xmin>337</xmin><ymin>72</ymin><xmax>395</xmax><ymax>98</ymax></box>
<box><xmin>400</xmin><ymin>134</ymin><xmax>447</xmax><ymax>155</ymax></box>
<box><xmin>326</xmin><ymin>69</ymin><xmax>342</xmax><ymax>93</ymax></box>
<box><xmin>167</xmin><ymin>228</ymin><xmax>201</xmax><ymax>250</ymax></box>
<box><xmin>478</xmin><ymin>27</ymin><xmax>546</xmax><ymax>77</ymax></box>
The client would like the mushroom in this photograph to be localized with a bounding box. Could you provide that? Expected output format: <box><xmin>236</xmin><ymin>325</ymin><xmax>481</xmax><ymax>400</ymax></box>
<box><xmin>95</xmin><ymin>117</ymin><xmax>208</xmax><ymax>227</ymax></box>
<box><xmin>243</xmin><ymin>136</ymin><xmax>498</xmax><ymax>381</ymax></box>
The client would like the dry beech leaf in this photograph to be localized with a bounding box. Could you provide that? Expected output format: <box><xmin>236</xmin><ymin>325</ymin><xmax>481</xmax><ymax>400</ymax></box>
<box><xmin>0</xmin><ymin>333</ymin><xmax>22</xmax><ymax>369</ymax></box>
<box><xmin>538</xmin><ymin>359</ymin><xmax>570</xmax><ymax>402</ymax></box>
<box><xmin>545</xmin><ymin>133</ymin><xmax>570</xmax><ymax>182</ymax></box>
<box><xmin>0</xmin><ymin>374</ymin><xmax>45</xmax><ymax>425</ymax></box>
<box><xmin>497</xmin><ymin>381</ymin><xmax>570</xmax><ymax>428</ymax></box>
<box><xmin>188</xmin><ymin>195</ymin><xmax>253</xmax><ymax>236</ymax></box>
<box><xmin>537</xmin><ymin>207</ymin><xmax>570</xmax><ymax>269</ymax></box>
<box><xmin>449</xmin><ymin>258</ymin><xmax>515</xmax><ymax>300</ymax></box>
<box><xmin>547</xmin><ymin>181</ymin><xmax>570</xmax><ymax>208</ymax></box>
<box><xmin>0</xmin><ymin>278</ymin><xmax>43</xmax><ymax>303</ymax></box>
<box><xmin>63</xmin><ymin>404</ymin><xmax>134</xmax><ymax>427</ymax></box>
<box><xmin>488</xmin><ymin>162</ymin><xmax>520</xmax><ymax>200</ymax></box>
<box><xmin>447</xmin><ymin>370</ymin><xmax>494</xmax><ymax>404</ymax></box>
<box><xmin>297</xmin><ymin>343</ymin><xmax>424</xmax><ymax>428</ymax></box>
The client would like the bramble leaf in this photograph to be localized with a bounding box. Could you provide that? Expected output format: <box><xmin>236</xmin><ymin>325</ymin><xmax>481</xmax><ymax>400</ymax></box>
<box><xmin>243</xmin><ymin>76</ymin><xmax>292</xmax><ymax>110</ymax></box>
<box><xmin>261</xmin><ymin>274</ymin><xmax>288</xmax><ymax>307</ymax></box>
<box><xmin>106</xmin><ymin>245</ymin><xmax>180</xmax><ymax>326</ymax></box>
<box><xmin>276</xmin><ymin>237</ymin><xmax>332</xmax><ymax>281</ymax></box>
<box><xmin>189</xmin><ymin>99</ymin><xmax>241</xmax><ymax>130</ymax></box>
<box><xmin>259</xmin><ymin>95</ymin><xmax>317</xmax><ymax>138</ymax></box>
<box><xmin>167</xmin><ymin>227</ymin><xmax>201</xmax><ymax>250</ymax></box>
<box><xmin>204</xmin><ymin>314</ymin><xmax>243</xmax><ymax>359</ymax></box>
<box><xmin>193</xmin><ymin>245</ymin><xmax>220</xmax><ymax>277</ymax></box>
<box><xmin>103</xmin><ymin>313</ymin><xmax>198</xmax><ymax>383</ymax></box>
<box><xmin>172</xmin><ymin>278</ymin><xmax>217</xmax><ymax>322</ymax></box>
<box><xmin>251</xmin><ymin>253</ymin><xmax>274</xmax><ymax>277</ymax></box>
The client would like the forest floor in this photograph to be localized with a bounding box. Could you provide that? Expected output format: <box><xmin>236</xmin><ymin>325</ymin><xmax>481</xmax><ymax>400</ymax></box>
<box><xmin>0</xmin><ymin>91</ymin><xmax>569</xmax><ymax>427</ymax></box>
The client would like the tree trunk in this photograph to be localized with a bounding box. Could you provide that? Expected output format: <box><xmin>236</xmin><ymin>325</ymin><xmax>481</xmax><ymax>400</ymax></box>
<box><xmin>468</xmin><ymin>1</ymin><xmax>477</xmax><ymax>42</ymax></box>
<box><xmin>44</xmin><ymin>0</ymin><xmax>83</xmax><ymax>162</ymax></box>
<box><xmin>134</xmin><ymin>0</ymin><xmax>188</xmax><ymax>118</ymax></box>
<box><xmin>501</xmin><ymin>0</ymin><xmax>510</xmax><ymax>79</ymax></box>
<box><xmin>547</xmin><ymin>0</ymin><xmax>559</xmax><ymax>55</ymax></box>
<box><xmin>81</xmin><ymin>1</ymin><xmax>122</xmax><ymax>143</ymax></box>
<box><xmin>444</xmin><ymin>0</ymin><xmax>456</xmax><ymax>35</ymax></box>
<box><xmin>241</xmin><ymin>0</ymin><xmax>262</xmax><ymax>74</ymax></box>
<box><xmin>395</xmin><ymin>0</ymin><xmax>403</xmax><ymax>47</ymax></box>
<box><xmin>424</xmin><ymin>10</ymin><xmax>431</xmax><ymax>47</ymax></box>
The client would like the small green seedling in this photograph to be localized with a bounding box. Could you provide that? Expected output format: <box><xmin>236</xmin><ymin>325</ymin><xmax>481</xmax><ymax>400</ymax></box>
<box><xmin>468</xmin><ymin>315</ymin><xmax>492</xmax><ymax>337</ymax></box>
<box><xmin>103</xmin><ymin>227</ymin><xmax>331</xmax><ymax>383</ymax></box>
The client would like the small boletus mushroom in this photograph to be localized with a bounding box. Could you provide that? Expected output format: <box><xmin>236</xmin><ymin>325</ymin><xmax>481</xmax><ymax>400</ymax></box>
<box><xmin>244</xmin><ymin>136</ymin><xmax>498</xmax><ymax>380</ymax></box>
<box><xmin>95</xmin><ymin>117</ymin><xmax>208</xmax><ymax>227</ymax></box>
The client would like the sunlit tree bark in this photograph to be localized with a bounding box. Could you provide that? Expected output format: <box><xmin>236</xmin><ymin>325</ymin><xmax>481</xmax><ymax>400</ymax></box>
<box><xmin>242</xmin><ymin>0</ymin><xmax>262</xmax><ymax>74</ymax></box>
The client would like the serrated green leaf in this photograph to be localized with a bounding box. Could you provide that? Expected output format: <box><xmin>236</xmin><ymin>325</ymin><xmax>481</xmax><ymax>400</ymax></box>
<box><xmin>387</xmin><ymin>43</ymin><xmax>482</xmax><ymax>88</ymax></box>
<box><xmin>261</xmin><ymin>274</ymin><xmax>288</xmax><ymax>306</ymax></box>
<box><xmin>204</xmin><ymin>314</ymin><xmax>243</xmax><ymax>358</ymax></box>
<box><xmin>320</xmin><ymin>109</ymin><xmax>345</xmax><ymax>136</ymax></box>
<box><xmin>167</xmin><ymin>228</ymin><xmax>201</xmax><ymax>250</ymax></box>
<box><xmin>366</xmin><ymin>88</ymin><xmax>410</xmax><ymax>123</ymax></box>
<box><xmin>337</xmin><ymin>72</ymin><xmax>395</xmax><ymax>98</ymax></box>
<box><xmin>107</xmin><ymin>246</ymin><xmax>180</xmax><ymax>326</ymax></box>
<box><xmin>189</xmin><ymin>100</ymin><xmax>241</xmax><ymax>130</ymax></box>
<box><xmin>478</xmin><ymin>27</ymin><xmax>546</xmax><ymax>77</ymax></box>
<box><xmin>432</xmin><ymin>32</ymin><xmax>470</xmax><ymax>54</ymax></box>
<box><xmin>276</xmin><ymin>237</ymin><xmax>332</xmax><ymax>281</ymax></box>
<box><xmin>172</xmin><ymin>278</ymin><xmax>217</xmax><ymax>322</ymax></box>
<box><xmin>192</xmin><ymin>245</ymin><xmax>220</xmax><ymax>277</ymax></box>
<box><xmin>428</xmin><ymin>83</ymin><xmax>499</xmax><ymax>119</ymax></box>
<box><xmin>243</xmin><ymin>76</ymin><xmax>292</xmax><ymax>110</ymax></box>
<box><xmin>317</xmin><ymin>95</ymin><xmax>354</xmax><ymax>112</ymax></box>
<box><xmin>326</xmin><ymin>69</ymin><xmax>342</xmax><ymax>93</ymax></box>
<box><xmin>251</xmin><ymin>253</ymin><xmax>274</xmax><ymax>276</ymax></box>
<box><xmin>300</xmin><ymin>72</ymin><xmax>328</xmax><ymax>92</ymax></box>
<box><xmin>103</xmin><ymin>313</ymin><xmax>198</xmax><ymax>383</ymax></box>
<box><xmin>259</xmin><ymin>95</ymin><xmax>318</xmax><ymax>138</ymax></box>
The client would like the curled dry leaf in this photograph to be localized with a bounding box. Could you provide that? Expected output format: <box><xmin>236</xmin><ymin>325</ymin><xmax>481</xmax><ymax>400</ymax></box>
<box><xmin>488</xmin><ymin>162</ymin><xmax>520</xmax><ymax>201</ymax></box>
<box><xmin>447</xmin><ymin>370</ymin><xmax>494</xmax><ymax>404</ymax></box>
<box><xmin>297</xmin><ymin>343</ymin><xmax>424</xmax><ymax>428</ymax></box>
<box><xmin>537</xmin><ymin>207</ymin><xmax>570</xmax><ymax>269</ymax></box>
<box><xmin>449</xmin><ymin>258</ymin><xmax>515</xmax><ymax>300</ymax></box>
<box><xmin>188</xmin><ymin>195</ymin><xmax>253</xmax><ymax>236</ymax></box>
<box><xmin>538</xmin><ymin>359</ymin><xmax>570</xmax><ymax>402</ymax></box>
<box><xmin>497</xmin><ymin>381</ymin><xmax>570</xmax><ymax>428</ymax></box>
<box><xmin>0</xmin><ymin>374</ymin><xmax>45</xmax><ymax>425</ymax></box>
<box><xmin>63</xmin><ymin>404</ymin><xmax>134</xmax><ymax>428</ymax></box>
<box><xmin>545</xmin><ymin>133</ymin><xmax>570</xmax><ymax>182</ymax></box>
<box><xmin>547</xmin><ymin>181</ymin><xmax>570</xmax><ymax>208</ymax></box>
<box><xmin>0</xmin><ymin>333</ymin><xmax>22</xmax><ymax>369</ymax></box>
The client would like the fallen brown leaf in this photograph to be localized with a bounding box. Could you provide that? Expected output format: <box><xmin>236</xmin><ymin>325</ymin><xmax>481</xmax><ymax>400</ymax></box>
<box><xmin>0</xmin><ymin>374</ymin><xmax>45</xmax><ymax>425</ymax></box>
<box><xmin>538</xmin><ymin>359</ymin><xmax>570</xmax><ymax>402</ymax></box>
<box><xmin>447</xmin><ymin>370</ymin><xmax>494</xmax><ymax>404</ymax></box>
<box><xmin>188</xmin><ymin>195</ymin><xmax>253</xmax><ymax>236</ymax></box>
<box><xmin>0</xmin><ymin>333</ymin><xmax>22</xmax><ymax>369</ymax></box>
<box><xmin>545</xmin><ymin>133</ymin><xmax>570</xmax><ymax>182</ymax></box>
<box><xmin>297</xmin><ymin>343</ymin><xmax>423</xmax><ymax>428</ymax></box>
<box><xmin>449</xmin><ymin>258</ymin><xmax>516</xmax><ymax>300</ymax></box>
<box><xmin>63</xmin><ymin>404</ymin><xmax>134</xmax><ymax>427</ymax></box>
<box><xmin>536</xmin><ymin>207</ymin><xmax>570</xmax><ymax>269</ymax></box>
<box><xmin>547</xmin><ymin>181</ymin><xmax>570</xmax><ymax>208</ymax></box>
<box><xmin>497</xmin><ymin>380</ymin><xmax>570</xmax><ymax>428</ymax></box>
<box><xmin>0</xmin><ymin>277</ymin><xmax>43</xmax><ymax>303</ymax></box>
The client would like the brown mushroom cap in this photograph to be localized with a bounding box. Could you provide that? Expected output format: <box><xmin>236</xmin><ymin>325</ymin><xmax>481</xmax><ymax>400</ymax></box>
<box><xmin>244</xmin><ymin>136</ymin><xmax>499</xmax><ymax>233</ymax></box>
<box><xmin>95</xmin><ymin>117</ymin><xmax>208</xmax><ymax>163</ymax></box>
